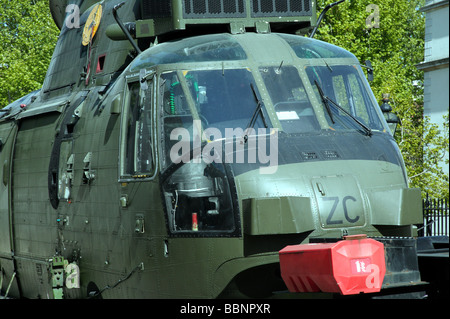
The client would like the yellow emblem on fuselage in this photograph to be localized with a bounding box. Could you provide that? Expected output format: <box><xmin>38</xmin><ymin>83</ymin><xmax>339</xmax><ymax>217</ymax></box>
<box><xmin>82</xmin><ymin>4</ymin><xmax>103</xmax><ymax>46</ymax></box>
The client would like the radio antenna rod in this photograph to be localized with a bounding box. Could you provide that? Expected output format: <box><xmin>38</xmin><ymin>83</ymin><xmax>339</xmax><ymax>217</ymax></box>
<box><xmin>310</xmin><ymin>0</ymin><xmax>346</xmax><ymax>38</ymax></box>
<box><xmin>113</xmin><ymin>2</ymin><xmax>142</xmax><ymax>55</ymax></box>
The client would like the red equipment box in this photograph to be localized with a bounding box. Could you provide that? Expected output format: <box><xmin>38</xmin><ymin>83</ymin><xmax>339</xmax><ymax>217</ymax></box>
<box><xmin>279</xmin><ymin>235</ymin><xmax>386</xmax><ymax>295</ymax></box>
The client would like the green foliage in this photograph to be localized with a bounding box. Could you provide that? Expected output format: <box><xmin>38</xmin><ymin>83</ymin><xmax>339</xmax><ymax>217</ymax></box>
<box><xmin>315</xmin><ymin>0</ymin><xmax>448</xmax><ymax>199</ymax></box>
<box><xmin>0</xmin><ymin>0</ymin><xmax>59</xmax><ymax>108</ymax></box>
<box><xmin>407</xmin><ymin>113</ymin><xmax>449</xmax><ymax>199</ymax></box>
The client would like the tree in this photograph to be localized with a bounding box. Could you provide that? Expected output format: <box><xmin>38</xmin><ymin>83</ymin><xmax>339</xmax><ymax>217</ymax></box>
<box><xmin>0</xmin><ymin>0</ymin><xmax>59</xmax><ymax>108</ymax></box>
<box><xmin>407</xmin><ymin>113</ymin><xmax>449</xmax><ymax>199</ymax></box>
<box><xmin>314</xmin><ymin>0</ymin><xmax>448</xmax><ymax>199</ymax></box>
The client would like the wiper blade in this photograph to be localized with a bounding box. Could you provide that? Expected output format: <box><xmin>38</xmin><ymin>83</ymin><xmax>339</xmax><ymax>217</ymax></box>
<box><xmin>314</xmin><ymin>80</ymin><xmax>372</xmax><ymax>136</ymax></box>
<box><xmin>314</xmin><ymin>80</ymin><xmax>335</xmax><ymax>124</ymax></box>
<box><xmin>326</xmin><ymin>98</ymin><xmax>372</xmax><ymax>136</ymax></box>
<box><xmin>243</xmin><ymin>83</ymin><xmax>268</xmax><ymax>143</ymax></box>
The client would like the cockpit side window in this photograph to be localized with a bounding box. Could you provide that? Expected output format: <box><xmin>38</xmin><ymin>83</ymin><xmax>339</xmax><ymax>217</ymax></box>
<box><xmin>120</xmin><ymin>81</ymin><xmax>154</xmax><ymax>179</ymax></box>
<box><xmin>160</xmin><ymin>71</ymin><xmax>198</xmax><ymax>169</ymax></box>
<box><xmin>159</xmin><ymin>72</ymin><xmax>239</xmax><ymax>237</ymax></box>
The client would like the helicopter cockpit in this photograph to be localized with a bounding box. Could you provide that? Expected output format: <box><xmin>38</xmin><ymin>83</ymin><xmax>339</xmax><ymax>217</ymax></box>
<box><xmin>126</xmin><ymin>32</ymin><xmax>393</xmax><ymax>236</ymax></box>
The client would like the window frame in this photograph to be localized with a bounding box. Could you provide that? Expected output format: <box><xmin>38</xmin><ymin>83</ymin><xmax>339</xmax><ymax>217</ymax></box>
<box><xmin>304</xmin><ymin>64</ymin><xmax>385</xmax><ymax>132</ymax></box>
<box><xmin>119</xmin><ymin>72</ymin><xmax>157</xmax><ymax>182</ymax></box>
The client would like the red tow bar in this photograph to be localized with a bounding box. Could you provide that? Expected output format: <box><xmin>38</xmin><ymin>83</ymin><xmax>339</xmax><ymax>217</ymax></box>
<box><xmin>279</xmin><ymin>234</ymin><xmax>386</xmax><ymax>295</ymax></box>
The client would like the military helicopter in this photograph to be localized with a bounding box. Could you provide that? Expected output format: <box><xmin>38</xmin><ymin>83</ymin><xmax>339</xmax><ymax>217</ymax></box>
<box><xmin>1</xmin><ymin>0</ymin><xmax>446</xmax><ymax>299</ymax></box>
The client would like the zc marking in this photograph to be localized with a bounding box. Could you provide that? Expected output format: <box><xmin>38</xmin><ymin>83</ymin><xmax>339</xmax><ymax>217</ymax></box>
<box><xmin>322</xmin><ymin>196</ymin><xmax>360</xmax><ymax>225</ymax></box>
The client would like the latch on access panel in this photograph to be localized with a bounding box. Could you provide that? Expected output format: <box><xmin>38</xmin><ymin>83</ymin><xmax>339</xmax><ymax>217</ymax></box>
<box><xmin>120</xmin><ymin>194</ymin><xmax>128</xmax><ymax>207</ymax></box>
<box><xmin>316</xmin><ymin>182</ymin><xmax>326</xmax><ymax>196</ymax></box>
<box><xmin>82</xmin><ymin>152</ymin><xmax>95</xmax><ymax>184</ymax></box>
<box><xmin>135</xmin><ymin>214</ymin><xmax>145</xmax><ymax>234</ymax></box>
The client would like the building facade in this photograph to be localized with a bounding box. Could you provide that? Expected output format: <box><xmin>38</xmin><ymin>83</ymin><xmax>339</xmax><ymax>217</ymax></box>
<box><xmin>417</xmin><ymin>0</ymin><xmax>449</xmax><ymax>175</ymax></box>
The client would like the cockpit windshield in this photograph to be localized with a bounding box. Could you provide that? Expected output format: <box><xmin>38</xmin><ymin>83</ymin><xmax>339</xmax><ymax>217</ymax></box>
<box><xmin>155</xmin><ymin>33</ymin><xmax>388</xmax><ymax>170</ymax></box>
<box><xmin>260</xmin><ymin>65</ymin><xmax>321</xmax><ymax>133</ymax></box>
<box><xmin>160</xmin><ymin>64</ymin><xmax>384</xmax><ymax>139</ymax></box>
<box><xmin>304</xmin><ymin>65</ymin><xmax>385</xmax><ymax>132</ymax></box>
<box><xmin>160</xmin><ymin>68</ymin><xmax>270</xmax><ymax>167</ymax></box>
<box><xmin>175</xmin><ymin>68</ymin><xmax>267</xmax><ymax>131</ymax></box>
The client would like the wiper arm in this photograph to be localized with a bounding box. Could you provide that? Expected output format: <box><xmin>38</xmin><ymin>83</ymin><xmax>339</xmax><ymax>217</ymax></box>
<box><xmin>314</xmin><ymin>80</ymin><xmax>372</xmax><ymax>136</ymax></box>
<box><xmin>243</xmin><ymin>83</ymin><xmax>268</xmax><ymax>143</ymax></box>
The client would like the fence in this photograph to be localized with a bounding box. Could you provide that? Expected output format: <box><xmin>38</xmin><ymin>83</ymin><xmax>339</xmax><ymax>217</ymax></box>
<box><xmin>420</xmin><ymin>195</ymin><xmax>449</xmax><ymax>237</ymax></box>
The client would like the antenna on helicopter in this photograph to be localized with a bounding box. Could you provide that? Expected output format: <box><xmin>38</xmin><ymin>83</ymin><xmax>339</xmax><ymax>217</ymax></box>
<box><xmin>112</xmin><ymin>2</ymin><xmax>142</xmax><ymax>55</ymax></box>
<box><xmin>310</xmin><ymin>0</ymin><xmax>346</xmax><ymax>38</ymax></box>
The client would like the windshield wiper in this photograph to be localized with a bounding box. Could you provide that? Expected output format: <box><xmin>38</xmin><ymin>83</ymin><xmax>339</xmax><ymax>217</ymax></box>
<box><xmin>314</xmin><ymin>80</ymin><xmax>372</xmax><ymax>136</ymax></box>
<box><xmin>315</xmin><ymin>80</ymin><xmax>335</xmax><ymax>124</ymax></box>
<box><xmin>243</xmin><ymin>83</ymin><xmax>268</xmax><ymax>143</ymax></box>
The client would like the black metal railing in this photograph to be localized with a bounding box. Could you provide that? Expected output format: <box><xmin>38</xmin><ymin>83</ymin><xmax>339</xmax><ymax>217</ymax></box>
<box><xmin>420</xmin><ymin>195</ymin><xmax>449</xmax><ymax>237</ymax></box>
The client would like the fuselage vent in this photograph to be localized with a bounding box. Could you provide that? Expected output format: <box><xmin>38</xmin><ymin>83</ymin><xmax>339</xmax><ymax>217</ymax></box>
<box><xmin>183</xmin><ymin>0</ymin><xmax>246</xmax><ymax>18</ymax></box>
<box><xmin>141</xmin><ymin>0</ymin><xmax>172</xmax><ymax>19</ymax></box>
<box><xmin>251</xmin><ymin>0</ymin><xmax>312</xmax><ymax>17</ymax></box>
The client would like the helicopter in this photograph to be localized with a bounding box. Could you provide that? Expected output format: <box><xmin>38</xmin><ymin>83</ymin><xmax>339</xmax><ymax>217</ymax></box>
<box><xmin>1</xmin><ymin>0</ymin><xmax>447</xmax><ymax>299</ymax></box>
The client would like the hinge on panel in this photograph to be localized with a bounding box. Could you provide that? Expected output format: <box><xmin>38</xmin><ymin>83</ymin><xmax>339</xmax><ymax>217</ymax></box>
<box><xmin>230</xmin><ymin>22</ymin><xmax>246</xmax><ymax>34</ymax></box>
<box><xmin>255</xmin><ymin>21</ymin><xmax>271</xmax><ymax>33</ymax></box>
